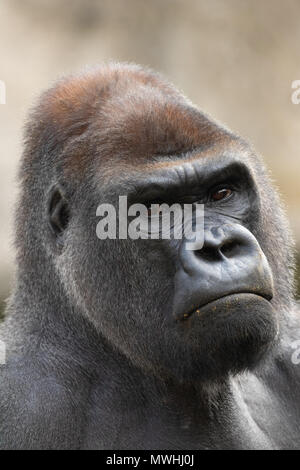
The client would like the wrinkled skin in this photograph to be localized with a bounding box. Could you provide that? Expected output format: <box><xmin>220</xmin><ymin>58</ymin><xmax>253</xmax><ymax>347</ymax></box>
<box><xmin>0</xmin><ymin>63</ymin><xmax>300</xmax><ymax>449</ymax></box>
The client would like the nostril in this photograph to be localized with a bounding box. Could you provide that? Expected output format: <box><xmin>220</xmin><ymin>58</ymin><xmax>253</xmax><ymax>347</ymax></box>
<box><xmin>220</xmin><ymin>240</ymin><xmax>242</xmax><ymax>258</ymax></box>
<box><xmin>196</xmin><ymin>246</ymin><xmax>222</xmax><ymax>262</ymax></box>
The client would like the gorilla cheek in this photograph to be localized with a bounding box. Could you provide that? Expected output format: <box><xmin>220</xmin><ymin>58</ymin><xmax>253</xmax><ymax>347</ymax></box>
<box><xmin>57</xmin><ymin>238</ymin><xmax>173</xmax><ymax>368</ymax></box>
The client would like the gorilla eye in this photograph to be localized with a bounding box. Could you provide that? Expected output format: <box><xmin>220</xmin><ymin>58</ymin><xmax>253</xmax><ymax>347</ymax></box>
<box><xmin>211</xmin><ymin>188</ymin><xmax>233</xmax><ymax>202</ymax></box>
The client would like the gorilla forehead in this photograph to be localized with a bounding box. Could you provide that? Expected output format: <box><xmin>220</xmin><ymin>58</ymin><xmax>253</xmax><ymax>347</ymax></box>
<box><xmin>26</xmin><ymin>62</ymin><xmax>238</xmax><ymax>178</ymax></box>
<box><xmin>97</xmin><ymin>145</ymin><xmax>252</xmax><ymax>196</ymax></box>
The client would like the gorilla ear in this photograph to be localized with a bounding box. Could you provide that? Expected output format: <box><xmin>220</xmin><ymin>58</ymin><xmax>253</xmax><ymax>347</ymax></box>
<box><xmin>48</xmin><ymin>186</ymin><xmax>70</xmax><ymax>239</ymax></box>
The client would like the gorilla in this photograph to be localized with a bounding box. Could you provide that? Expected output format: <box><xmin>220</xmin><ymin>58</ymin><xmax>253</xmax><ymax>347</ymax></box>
<box><xmin>0</xmin><ymin>62</ymin><xmax>300</xmax><ymax>450</ymax></box>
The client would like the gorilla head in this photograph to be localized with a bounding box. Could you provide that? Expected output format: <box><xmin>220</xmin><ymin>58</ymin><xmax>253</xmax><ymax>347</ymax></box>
<box><xmin>17</xmin><ymin>63</ymin><xmax>295</xmax><ymax>384</ymax></box>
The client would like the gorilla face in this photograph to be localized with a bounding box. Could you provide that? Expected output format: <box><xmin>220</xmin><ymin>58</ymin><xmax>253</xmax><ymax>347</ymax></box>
<box><xmin>39</xmin><ymin>64</ymin><xmax>281</xmax><ymax>384</ymax></box>
<box><xmin>51</xmin><ymin>147</ymin><xmax>277</xmax><ymax>383</ymax></box>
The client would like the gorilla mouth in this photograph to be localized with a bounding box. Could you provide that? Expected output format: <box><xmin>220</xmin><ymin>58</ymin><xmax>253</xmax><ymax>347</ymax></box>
<box><xmin>181</xmin><ymin>291</ymin><xmax>273</xmax><ymax>321</ymax></box>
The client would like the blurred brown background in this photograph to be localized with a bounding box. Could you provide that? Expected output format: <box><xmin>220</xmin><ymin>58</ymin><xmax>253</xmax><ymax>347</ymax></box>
<box><xmin>0</xmin><ymin>0</ymin><xmax>300</xmax><ymax>314</ymax></box>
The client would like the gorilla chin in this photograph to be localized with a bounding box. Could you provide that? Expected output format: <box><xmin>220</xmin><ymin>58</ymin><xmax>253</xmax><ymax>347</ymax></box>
<box><xmin>155</xmin><ymin>294</ymin><xmax>278</xmax><ymax>383</ymax></box>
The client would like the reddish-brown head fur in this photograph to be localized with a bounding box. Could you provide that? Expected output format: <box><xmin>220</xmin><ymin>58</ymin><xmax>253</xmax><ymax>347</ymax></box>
<box><xmin>23</xmin><ymin>62</ymin><xmax>235</xmax><ymax>181</ymax></box>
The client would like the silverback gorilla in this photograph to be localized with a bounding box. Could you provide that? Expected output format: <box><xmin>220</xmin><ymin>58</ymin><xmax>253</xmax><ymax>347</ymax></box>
<box><xmin>0</xmin><ymin>63</ymin><xmax>300</xmax><ymax>450</ymax></box>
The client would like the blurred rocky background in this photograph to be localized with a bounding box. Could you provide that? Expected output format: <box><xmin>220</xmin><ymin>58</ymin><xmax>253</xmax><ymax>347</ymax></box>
<box><xmin>0</xmin><ymin>0</ymin><xmax>300</xmax><ymax>317</ymax></box>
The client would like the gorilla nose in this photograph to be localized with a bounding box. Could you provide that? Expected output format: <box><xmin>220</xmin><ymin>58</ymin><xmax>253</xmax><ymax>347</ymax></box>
<box><xmin>173</xmin><ymin>224</ymin><xmax>274</xmax><ymax>320</ymax></box>
<box><xmin>183</xmin><ymin>224</ymin><xmax>259</xmax><ymax>270</ymax></box>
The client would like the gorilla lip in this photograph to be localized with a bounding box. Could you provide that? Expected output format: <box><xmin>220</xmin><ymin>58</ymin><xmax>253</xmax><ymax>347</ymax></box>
<box><xmin>180</xmin><ymin>291</ymin><xmax>273</xmax><ymax>321</ymax></box>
